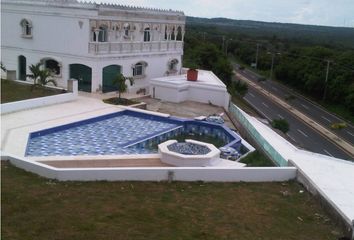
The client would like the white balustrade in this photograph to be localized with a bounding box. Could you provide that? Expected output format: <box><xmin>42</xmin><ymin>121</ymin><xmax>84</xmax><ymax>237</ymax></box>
<box><xmin>88</xmin><ymin>41</ymin><xmax>183</xmax><ymax>54</ymax></box>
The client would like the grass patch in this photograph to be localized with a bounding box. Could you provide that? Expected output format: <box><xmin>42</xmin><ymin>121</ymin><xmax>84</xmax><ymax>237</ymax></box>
<box><xmin>330</xmin><ymin>122</ymin><xmax>348</xmax><ymax>130</ymax></box>
<box><xmin>322</xmin><ymin>103</ymin><xmax>354</xmax><ymax>124</ymax></box>
<box><xmin>1</xmin><ymin>79</ymin><xmax>65</xmax><ymax>103</ymax></box>
<box><xmin>240</xmin><ymin>151</ymin><xmax>275</xmax><ymax>167</ymax></box>
<box><xmin>230</xmin><ymin>94</ymin><xmax>261</xmax><ymax>118</ymax></box>
<box><xmin>103</xmin><ymin>97</ymin><xmax>139</xmax><ymax>106</ymax></box>
<box><xmin>1</xmin><ymin>161</ymin><xmax>346</xmax><ymax>240</ymax></box>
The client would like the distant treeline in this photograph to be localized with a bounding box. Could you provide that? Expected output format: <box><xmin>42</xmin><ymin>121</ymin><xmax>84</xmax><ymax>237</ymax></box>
<box><xmin>184</xmin><ymin>16</ymin><xmax>354</xmax><ymax>114</ymax></box>
<box><xmin>187</xmin><ymin>16</ymin><xmax>354</xmax><ymax>49</ymax></box>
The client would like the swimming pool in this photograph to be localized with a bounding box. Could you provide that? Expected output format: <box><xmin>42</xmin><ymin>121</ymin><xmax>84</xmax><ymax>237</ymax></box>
<box><xmin>26</xmin><ymin>110</ymin><xmax>242</xmax><ymax>157</ymax></box>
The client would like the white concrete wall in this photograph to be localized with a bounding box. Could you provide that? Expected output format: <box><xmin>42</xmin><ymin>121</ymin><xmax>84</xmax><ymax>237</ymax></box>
<box><xmin>1</xmin><ymin>153</ymin><xmax>297</xmax><ymax>182</ymax></box>
<box><xmin>188</xmin><ymin>86</ymin><xmax>230</xmax><ymax>109</ymax></box>
<box><xmin>1</xmin><ymin>1</ymin><xmax>184</xmax><ymax>92</ymax></box>
<box><xmin>150</xmin><ymin>83</ymin><xmax>229</xmax><ymax>109</ymax></box>
<box><xmin>152</xmin><ymin>84</ymin><xmax>188</xmax><ymax>102</ymax></box>
<box><xmin>1</xmin><ymin>5</ymin><xmax>93</xmax><ymax>56</ymax></box>
<box><xmin>1</xmin><ymin>47</ymin><xmax>181</xmax><ymax>92</ymax></box>
<box><xmin>56</xmin><ymin>167</ymin><xmax>297</xmax><ymax>182</ymax></box>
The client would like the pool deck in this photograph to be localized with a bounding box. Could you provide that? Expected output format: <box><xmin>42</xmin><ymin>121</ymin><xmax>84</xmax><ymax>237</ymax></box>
<box><xmin>39</xmin><ymin>158</ymin><xmax>172</xmax><ymax>168</ymax></box>
<box><xmin>1</xmin><ymin>95</ymin><xmax>124</xmax><ymax>156</ymax></box>
<box><xmin>1</xmin><ymin>94</ymin><xmax>235</xmax><ymax>158</ymax></box>
<box><xmin>2</xmin><ymin>93</ymin><xmax>353</xmax><ymax>230</ymax></box>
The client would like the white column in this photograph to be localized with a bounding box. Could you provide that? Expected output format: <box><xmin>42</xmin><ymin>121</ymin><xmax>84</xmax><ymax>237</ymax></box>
<box><xmin>94</xmin><ymin>29</ymin><xmax>100</xmax><ymax>42</ymax></box>
<box><xmin>91</xmin><ymin>64</ymin><xmax>102</xmax><ymax>93</ymax></box>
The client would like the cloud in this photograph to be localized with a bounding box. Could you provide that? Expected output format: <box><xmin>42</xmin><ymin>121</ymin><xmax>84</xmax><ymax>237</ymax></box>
<box><xmin>92</xmin><ymin>0</ymin><xmax>354</xmax><ymax>27</ymax></box>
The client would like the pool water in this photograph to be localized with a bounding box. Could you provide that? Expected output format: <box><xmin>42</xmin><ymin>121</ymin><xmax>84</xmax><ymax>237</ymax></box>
<box><xmin>27</xmin><ymin>113</ymin><xmax>180</xmax><ymax>156</ymax></box>
<box><xmin>167</xmin><ymin>142</ymin><xmax>211</xmax><ymax>155</ymax></box>
<box><xmin>26</xmin><ymin>110</ymin><xmax>241</xmax><ymax>157</ymax></box>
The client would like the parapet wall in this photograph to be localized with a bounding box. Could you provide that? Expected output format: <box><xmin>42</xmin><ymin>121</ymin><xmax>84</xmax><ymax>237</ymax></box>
<box><xmin>1</xmin><ymin>153</ymin><xmax>296</xmax><ymax>182</ymax></box>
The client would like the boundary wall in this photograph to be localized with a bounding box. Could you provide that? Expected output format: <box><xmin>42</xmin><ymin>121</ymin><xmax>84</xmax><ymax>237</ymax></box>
<box><xmin>1</xmin><ymin>153</ymin><xmax>296</xmax><ymax>182</ymax></box>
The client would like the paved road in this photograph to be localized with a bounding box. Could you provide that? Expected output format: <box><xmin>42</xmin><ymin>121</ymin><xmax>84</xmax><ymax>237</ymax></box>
<box><xmin>243</xmin><ymin>85</ymin><xmax>353</xmax><ymax>160</ymax></box>
<box><xmin>240</xmin><ymin>68</ymin><xmax>354</xmax><ymax>145</ymax></box>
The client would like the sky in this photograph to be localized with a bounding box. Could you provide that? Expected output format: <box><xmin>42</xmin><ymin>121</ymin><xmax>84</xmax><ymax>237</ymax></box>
<box><xmin>94</xmin><ymin>0</ymin><xmax>354</xmax><ymax>27</ymax></box>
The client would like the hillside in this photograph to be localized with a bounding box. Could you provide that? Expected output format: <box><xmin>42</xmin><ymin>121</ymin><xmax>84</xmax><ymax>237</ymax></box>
<box><xmin>186</xmin><ymin>16</ymin><xmax>354</xmax><ymax>49</ymax></box>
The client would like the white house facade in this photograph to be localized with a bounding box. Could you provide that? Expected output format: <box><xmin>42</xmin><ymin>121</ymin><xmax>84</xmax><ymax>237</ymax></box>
<box><xmin>1</xmin><ymin>0</ymin><xmax>185</xmax><ymax>93</ymax></box>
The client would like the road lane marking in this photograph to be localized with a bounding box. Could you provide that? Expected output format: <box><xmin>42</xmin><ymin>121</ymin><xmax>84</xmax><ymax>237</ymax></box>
<box><xmin>277</xmin><ymin>114</ymin><xmax>284</xmax><ymax>119</ymax></box>
<box><xmin>262</xmin><ymin>102</ymin><xmax>269</xmax><ymax>108</ymax></box>
<box><xmin>249</xmin><ymin>93</ymin><xmax>255</xmax><ymax>98</ymax></box>
<box><xmin>323</xmin><ymin>149</ymin><xmax>333</xmax><ymax>157</ymax></box>
<box><xmin>257</xmin><ymin>110</ymin><xmax>271</xmax><ymax>121</ymax></box>
<box><xmin>347</xmin><ymin>131</ymin><xmax>354</xmax><ymax>137</ymax></box>
<box><xmin>286</xmin><ymin>133</ymin><xmax>297</xmax><ymax>143</ymax></box>
<box><xmin>321</xmin><ymin>116</ymin><xmax>332</xmax><ymax>123</ymax></box>
<box><xmin>243</xmin><ymin>98</ymin><xmax>271</xmax><ymax>121</ymax></box>
<box><xmin>301</xmin><ymin>104</ymin><xmax>309</xmax><ymax>110</ymax></box>
<box><xmin>297</xmin><ymin>129</ymin><xmax>309</xmax><ymax>138</ymax></box>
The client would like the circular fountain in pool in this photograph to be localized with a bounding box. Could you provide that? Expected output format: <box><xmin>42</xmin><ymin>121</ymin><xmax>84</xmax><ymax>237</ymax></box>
<box><xmin>167</xmin><ymin>142</ymin><xmax>211</xmax><ymax>155</ymax></box>
<box><xmin>158</xmin><ymin>139</ymin><xmax>221</xmax><ymax>167</ymax></box>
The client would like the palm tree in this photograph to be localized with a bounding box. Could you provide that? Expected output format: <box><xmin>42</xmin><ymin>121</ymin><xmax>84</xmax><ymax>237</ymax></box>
<box><xmin>38</xmin><ymin>69</ymin><xmax>57</xmax><ymax>87</ymax></box>
<box><xmin>0</xmin><ymin>62</ymin><xmax>6</xmax><ymax>72</ymax></box>
<box><xmin>112</xmin><ymin>73</ymin><xmax>134</xmax><ymax>102</ymax></box>
<box><xmin>27</xmin><ymin>63</ymin><xmax>42</xmax><ymax>84</ymax></box>
<box><xmin>27</xmin><ymin>62</ymin><xmax>57</xmax><ymax>88</ymax></box>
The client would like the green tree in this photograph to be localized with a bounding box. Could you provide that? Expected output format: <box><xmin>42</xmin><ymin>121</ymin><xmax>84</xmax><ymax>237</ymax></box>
<box><xmin>38</xmin><ymin>69</ymin><xmax>57</xmax><ymax>87</ymax></box>
<box><xmin>271</xmin><ymin>119</ymin><xmax>290</xmax><ymax>133</ymax></box>
<box><xmin>112</xmin><ymin>73</ymin><xmax>134</xmax><ymax>101</ymax></box>
<box><xmin>229</xmin><ymin>80</ymin><xmax>248</xmax><ymax>97</ymax></box>
<box><xmin>183</xmin><ymin>38</ymin><xmax>233</xmax><ymax>86</ymax></box>
<box><xmin>27</xmin><ymin>63</ymin><xmax>42</xmax><ymax>85</ymax></box>
<box><xmin>0</xmin><ymin>62</ymin><xmax>6</xmax><ymax>72</ymax></box>
<box><xmin>27</xmin><ymin>62</ymin><xmax>57</xmax><ymax>89</ymax></box>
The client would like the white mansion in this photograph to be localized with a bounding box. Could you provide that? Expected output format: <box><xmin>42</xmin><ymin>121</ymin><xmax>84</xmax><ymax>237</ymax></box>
<box><xmin>1</xmin><ymin>0</ymin><xmax>185</xmax><ymax>93</ymax></box>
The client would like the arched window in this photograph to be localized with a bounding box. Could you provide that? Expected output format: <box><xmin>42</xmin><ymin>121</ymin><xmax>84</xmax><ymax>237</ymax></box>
<box><xmin>168</xmin><ymin>59</ymin><xmax>179</xmax><ymax>72</ymax></box>
<box><xmin>133</xmin><ymin>61</ymin><xmax>147</xmax><ymax>77</ymax></box>
<box><xmin>43</xmin><ymin>59</ymin><xmax>61</xmax><ymax>75</ymax></box>
<box><xmin>98</xmin><ymin>25</ymin><xmax>108</xmax><ymax>42</ymax></box>
<box><xmin>144</xmin><ymin>27</ymin><xmax>151</xmax><ymax>42</ymax></box>
<box><xmin>164</xmin><ymin>26</ymin><xmax>168</xmax><ymax>40</ymax></box>
<box><xmin>171</xmin><ymin>27</ymin><xmax>176</xmax><ymax>40</ymax></box>
<box><xmin>124</xmin><ymin>23</ymin><xmax>130</xmax><ymax>38</ymax></box>
<box><xmin>20</xmin><ymin>19</ymin><xmax>32</xmax><ymax>38</ymax></box>
<box><xmin>176</xmin><ymin>26</ymin><xmax>183</xmax><ymax>41</ymax></box>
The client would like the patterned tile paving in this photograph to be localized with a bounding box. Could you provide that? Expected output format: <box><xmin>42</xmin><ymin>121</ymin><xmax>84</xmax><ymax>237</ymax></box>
<box><xmin>26</xmin><ymin>115</ymin><xmax>180</xmax><ymax>156</ymax></box>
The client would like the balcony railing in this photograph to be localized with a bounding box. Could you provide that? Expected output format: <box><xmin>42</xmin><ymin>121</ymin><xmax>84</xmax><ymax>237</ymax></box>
<box><xmin>88</xmin><ymin>41</ymin><xmax>183</xmax><ymax>55</ymax></box>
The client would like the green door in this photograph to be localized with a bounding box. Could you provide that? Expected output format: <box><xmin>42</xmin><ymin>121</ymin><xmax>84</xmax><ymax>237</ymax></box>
<box><xmin>18</xmin><ymin>55</ymin><xmax>26</xmax><ymax>80</ymax></box>
<box><xmin>102</xmin><ymin>65</ymin><xmax>121</xmax><ymax>93</ymax></box>
<box><xmin>69</xmin><ymin>64</ymin><xmax>92</xmax><ymax>92</ymax></box>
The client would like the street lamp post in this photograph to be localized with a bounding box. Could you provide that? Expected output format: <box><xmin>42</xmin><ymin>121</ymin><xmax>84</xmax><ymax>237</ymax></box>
<box><xmin>267</xmin><ymin>52</ymin><xmax>280</xmax><ymax>80</ymax></box>
<box><xmin>255</xmin><ymin>43</ymin><xmax>260</xmax><ymax>70</ymax></box>
<box><xmin>225</xmin><ymin>38</ymin><xmax>233</xmax><ymax>56</ymax></box>
<box><xmin>322</xmin><ymin>60</ymin><xmax>331</xmax><ymax>101</ymax></box>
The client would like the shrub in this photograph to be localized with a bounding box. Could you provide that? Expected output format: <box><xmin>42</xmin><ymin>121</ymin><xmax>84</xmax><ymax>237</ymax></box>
<box><xmin>229</xmin><ymin>80</ymin><xmax>248</xmax><ymax>97</ymax></box>
<box><xmin>330</xmin><ymin>122</ymin><xmax>347</xmax><ymax>129</ymax></box>
<box><xmin>284</xmin><ymin>94</ymin><xmax>296</xmax><ymax>101</ymax></box>
<box><xmin>271</xmin><ymin>118</ymin><xmax>290</xmax><ymax>133</ymax></box>
<box><xmin>257</xmin><ymin>76</ymin><xmax>266</xmax><ymax>82</ymax></box>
